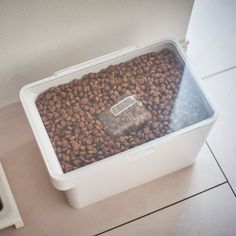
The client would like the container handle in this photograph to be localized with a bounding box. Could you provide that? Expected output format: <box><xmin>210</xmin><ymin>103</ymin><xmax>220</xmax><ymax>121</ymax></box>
<box><xmin>125</xmin><ymin>146</ymin><xmax>155</xmax><ymax>162</ymax></box>
<box><xmin>54</xmin><ymin>45</ymin><xmax>138</xmax><ymax>79</ymax></box>
<box><xmin>110</xmin><ymin>95</ymin><xmax>141</xmax><ymax>116</ymax></box>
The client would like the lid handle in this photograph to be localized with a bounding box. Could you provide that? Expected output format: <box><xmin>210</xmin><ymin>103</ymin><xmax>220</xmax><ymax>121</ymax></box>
<box><xmin>54</xmin><ymin>45</ymin><xmax>138</xmax><ymax>79</ymax></box>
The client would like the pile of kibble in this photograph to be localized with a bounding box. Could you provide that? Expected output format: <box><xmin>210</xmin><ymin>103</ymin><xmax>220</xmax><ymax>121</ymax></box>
<box><xmin>36</xmin><ymin>49</ymin><xmax>185</xmax><ymax>173</ymax></box>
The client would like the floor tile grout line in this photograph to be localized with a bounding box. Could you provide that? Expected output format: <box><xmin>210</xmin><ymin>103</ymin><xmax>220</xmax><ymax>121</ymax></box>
<box><xmin>93</xmin><ymin>181</ymin><xmax>227</xmax><ymax>236</ymax></box>
<box><xmin>206</xmin><ymin>141</ymin><xmax>236</xmax><ymax>197</ymax></box>
<box><xmin>0</xmin><ymin>99</ymin><xmax>19</xmax><ymax>111</ymax></box>
<box><xmin>201</xmin><ymin>65</ymin><xmax>236</xmax><ymax>80</ymax></box>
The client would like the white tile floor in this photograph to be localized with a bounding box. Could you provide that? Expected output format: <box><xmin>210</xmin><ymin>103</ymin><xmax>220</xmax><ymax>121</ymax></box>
<box><xmin>203</xmin><ymin>69</ymin><xmax>236</xmax><ymax>192</ymax></box>
<box><xmin>1</xmin><ymin>0</ymin><xmax>236</xmax><ymax>235</ymax></box>
<box><xmin>102</xmin><ymin>185</ymin><xmax>236</xmax><ymax>236</ymax></box>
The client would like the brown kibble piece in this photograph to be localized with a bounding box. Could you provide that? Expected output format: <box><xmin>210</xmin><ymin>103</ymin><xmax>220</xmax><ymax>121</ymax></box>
<box><xmin>36</xmin><ymin>49</ymin><xmax>190</xmax><ymax>173</ymax></box>
<box><xmin>72</xmin><ymin>141</ymin><xmax>80</xmax><ymax>151</ymax></box>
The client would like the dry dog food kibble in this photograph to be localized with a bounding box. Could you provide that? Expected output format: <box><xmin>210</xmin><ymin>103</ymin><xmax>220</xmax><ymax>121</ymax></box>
<box><xmin>36</xmin><ymin>49</ymin><xmax>207</xmax><ymax>173</ymax></box>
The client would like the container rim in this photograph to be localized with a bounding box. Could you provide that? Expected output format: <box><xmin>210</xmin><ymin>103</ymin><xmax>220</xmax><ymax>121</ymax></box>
<box><xmin>20</xmin><ymin>37</ymin><xmax>217</xmax><ymax>183</ymax></box>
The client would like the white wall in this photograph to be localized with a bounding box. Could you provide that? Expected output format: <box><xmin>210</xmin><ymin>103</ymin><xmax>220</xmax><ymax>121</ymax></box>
<box><xmin>186</xmin><ymin>0</ymin><xmax>236</xmax><ymax>78</ymax></box>
<box><xmin>0</xmin><ymin>0</ymin><xmax>193</xmax><ymax>106</ymax></box>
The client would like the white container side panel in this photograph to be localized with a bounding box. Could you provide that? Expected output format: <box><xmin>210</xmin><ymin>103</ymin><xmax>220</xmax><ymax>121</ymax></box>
<box><xmin>64</xmin><ymin>123</ymin><xmax>213</xmax><ymax>208</ymax></box>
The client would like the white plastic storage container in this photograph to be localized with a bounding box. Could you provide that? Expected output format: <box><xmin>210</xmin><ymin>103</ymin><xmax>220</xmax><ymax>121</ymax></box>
<box><xmin>20</xmin><ymin>39</ymin><xmax>216</xmax><ymax>208</ymax></box>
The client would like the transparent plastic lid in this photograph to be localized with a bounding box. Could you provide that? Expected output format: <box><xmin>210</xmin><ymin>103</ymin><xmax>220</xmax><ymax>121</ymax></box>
<box><xmin>36</xmin><ymin>48</ymin><xmax>214</xmax><ymax>173</ymax></box>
